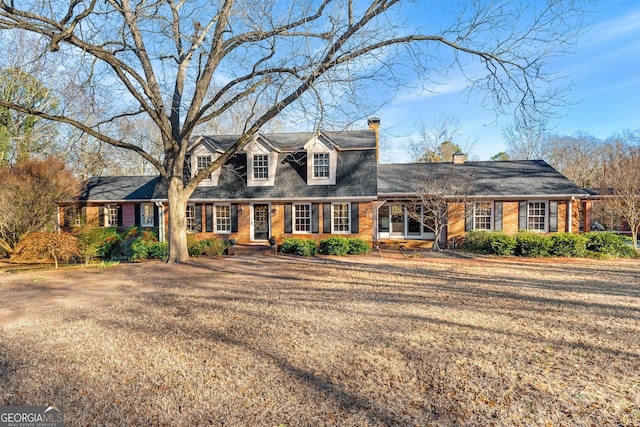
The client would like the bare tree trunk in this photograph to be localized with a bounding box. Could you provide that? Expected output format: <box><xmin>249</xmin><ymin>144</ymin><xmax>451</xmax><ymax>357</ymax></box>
<box><xmin>167</xmin><ymin>176</ymin><xmax>190</xmax><ymax>263</ymax></box>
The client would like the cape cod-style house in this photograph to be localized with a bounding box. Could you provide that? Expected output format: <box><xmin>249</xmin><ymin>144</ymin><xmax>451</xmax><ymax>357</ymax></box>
<box><xmin>59</xmin><ymin>119</ymin><xmax>591</xmax><ymax>246</ymax></box>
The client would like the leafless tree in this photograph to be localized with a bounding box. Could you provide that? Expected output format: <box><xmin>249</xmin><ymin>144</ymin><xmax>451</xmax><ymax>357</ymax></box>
<box><xmin>406</xmin><ymin>164</ymin><xmax>475</xmax><ymax>251</ymax></box>
<box><xmin>502</xmin><ymin>114</ymin><xmax>550</xmax><ymax>160</ymax></box>
<box><xmin>542</xmin><ymin>131</ymin><xmax>604</xmax><ymax>188</ymax></box>
<box><xmin>599</xmin><ymin>138</ymin><xmax>640</xmax><ymax>249</ymax></box>
<box><xmin>0</xmin><ymin>0</ymin><xmax>591</xmax><ymax>261</ymax></box>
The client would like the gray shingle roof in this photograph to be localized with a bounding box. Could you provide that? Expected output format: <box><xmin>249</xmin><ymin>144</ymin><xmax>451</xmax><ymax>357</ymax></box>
<box><xmin>79</xmin><ymin>176</ymin><xmax>160</xmax><ymax>201</ymax></box>
<box><xmin>194</xmin><ymin>129</ymin><xmax>376</xmax><ymax>152</ymax></box>
<box><xmin>378</xmin><ymin>160</ymin><xmax>588</xmax><ymax>198</ymax></box>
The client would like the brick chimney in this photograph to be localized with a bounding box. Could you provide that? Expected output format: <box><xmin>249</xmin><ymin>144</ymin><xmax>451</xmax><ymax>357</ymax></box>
<box><xmin>368</xmin><ymin>117</ymin><xmax>380</xmax><ymax>162</ymax></box>
<box><xmin>453</xmin><ymin>151</ymin><xmax>465</xmax><ymax>164</ymax></box>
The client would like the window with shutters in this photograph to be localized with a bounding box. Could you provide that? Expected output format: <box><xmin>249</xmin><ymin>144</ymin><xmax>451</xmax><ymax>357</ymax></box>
<box><xmin>474</xmin><ymin>202</ymin><xmax>492</xmax><ymax>230</ymax></box>
<box><xmin>332</xmin><ymin>203</ymin><xmax>350</xmax><ymax>233</ymax></box>
<box><xmin>293</xmin><ymin>203</ymin><xmax>311</xmax><ymax>233</ymax></box>
<box><xmin>528</xmin><ymin>202</ymin><xmax>547</xmax><ymax>231</ymax></box>
<box><xmin>215</xmin><ymin>204</ymin><xmax>231</xmax><ymax>233</ymax></box>
<box><xmin>105</xmin><ymin>204</ymin><xmax>119</xmax><ymax>227</ymax></box>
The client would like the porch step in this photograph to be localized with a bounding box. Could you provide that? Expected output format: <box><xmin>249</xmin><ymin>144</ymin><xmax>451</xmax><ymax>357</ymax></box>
<box><xmin>229</xmin><ymin>244</ymin><xmax>274</xmax><ymax>256</ymax></box>
<box><xmin>377</xmin><ymin>240</ymin><xmax>434</xmax><ymax>250</ymax></box>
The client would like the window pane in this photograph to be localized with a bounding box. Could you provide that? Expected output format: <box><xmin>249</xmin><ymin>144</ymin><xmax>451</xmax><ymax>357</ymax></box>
<box><xmin>474</xmin><ymin>202</ymin><xmax>492</xmax><ymax>230</ymax></box>
<box><xmin>142</xmin><ymin>204</ymin><xmax>154</xmax><ymax>227</ymax></box>
<box><xmin>186</xmin><ymin>205</ymin><xmax>196</xmax><ymax>232</ymax></box>
<box><xmin>378</xmin><ymin>205</ymin><xmax>390</xmax><ymax>232</ymax></box>
<box><xmin>333</xmin><ymin>203</ymin><xmax>350</xmax><ymax>233</ymax></box>
<box><xmin>253</xmin><ymin>154</ymin><xmax>269</xmax><ymax>179</ymax></box>
<box><xmin>197</xmin><ymin>155</ymin><xmax>212</xmax><ymax>179</ymax></box>
<box><xmin>294</xmin><ymin>203</ymin><xmax>311</xmax><ymax>233</ymax></box>
<box><xmin>106</xmin><ymin>204</ymin><xmax>119</xmax><ymax>227</ymax></box>
<box><xmin>528</xmin><ymin>202</ymin><xmax>546</xmax><ymax>231</ymax></box>
<box><xmin>215</xmin><ymin>205</ymin><xmax>231</xmax><ymax>233</ymax></box>
<box><xmin>313</xmin><ymin>153</ymin><xmax>330</xmax><ymax>178</ymax></box>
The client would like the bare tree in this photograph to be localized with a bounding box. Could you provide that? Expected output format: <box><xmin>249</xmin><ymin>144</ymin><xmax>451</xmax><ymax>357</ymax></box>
<box><xmin>599</xmin><ymin>139</ymin><xmax>640</xmax><ymax>250</ymax></box>
<box><xmin>0</xmin><ymin>1</ymin><xmax>590</xmax><ymax>262</ymax></box>
<box><xmin>406</xmin><ymin>164</ymin><xmax>474</xmax><ymax>251</ymax></box>
<box><xmin>502</xmin><ymin>114</ymin><xmax>550</xmax><ymax>160</ymax></box>
<box><xmin>542</xmin><ymin>131</ymin><xmax>603</xmax><ymax>188</ymax></box>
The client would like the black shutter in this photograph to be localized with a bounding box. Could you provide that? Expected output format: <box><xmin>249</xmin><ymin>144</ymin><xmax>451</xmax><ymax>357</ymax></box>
<box><xmin>549</xmin><ymin>201</ymin><xmax>558</xmax><ymax>232</ymax></box>
<box><xmin>350</xmin><ymin>202</ymin><xmax>359</xmax><ymax>234</ymax></box>
<box><xmin>195</xmin><ymin>203</ymin><xmax>203</xmax><ymax>232</ymax></box>
<box><xmin>98</xmin><ymin>205</ymin><xmax>104</xmax><ymax>227</ymax></box>
<box><xmin>231</xmin><ymin>204</ymin><xmax>238</xmax><ymax>233</ymax></box>
<box><xmin>465</xmin><ymin>204</ymin><xmax>473</xmax><ymax>232</ymax></box>
<box><xmin>323</xmin><ymin>203</ymin><xmax>331</xmax><ymax>233</ymax></box>
<box><xmin>153</xmin><ymin>205</ymin><xmax>159</xmax><ymax>227</ymax></box>
<box><xmin>117</xmin><ymin>204</ymin><xmax>123</xmax><ymax>227</ymax></box>
<box><xmin>135</xmin><ymin>204</ymin><xmax>141</xmax><ymax>226</ymax></box>
<box><xmin>311</xmin><ymin>203</ymin><xmax>319</xmax><ymax>233</ymax></box>
<box><xmin>493</xmin><ymin>202</ymin><xmax>503</xmax><ymax>231</ymax></box>
<box><xmin>205</xmin><ymin>204</ymin><xmax>213</xmax><ymax>232</ymax></box>
<box><xmin>518</xmin><ymin>201</ymin><xmax>528</xmax><ymax>231</ymax></box>
<box><xmin>284</xmin><ymin>204</ymin><xmax>292</xmax><ymax>233</ymax></box>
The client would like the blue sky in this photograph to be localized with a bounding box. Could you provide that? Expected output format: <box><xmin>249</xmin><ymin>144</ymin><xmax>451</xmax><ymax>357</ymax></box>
<box><xmin>379</xmin><ymin>0</ymin><xmax>640</xmax><ymax>163</ymax></box>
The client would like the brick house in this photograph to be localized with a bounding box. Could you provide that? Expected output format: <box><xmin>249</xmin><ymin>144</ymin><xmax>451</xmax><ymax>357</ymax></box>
<box><xmin>59</xmin><ymin>119</ymin><xmax>590</xmax><ymax>246</ymax></box>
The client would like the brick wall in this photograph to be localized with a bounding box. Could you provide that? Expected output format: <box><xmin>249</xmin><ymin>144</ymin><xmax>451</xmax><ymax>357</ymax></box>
<box><xmin>122</xmin><ymin>204</ymin><xmax>135</xmax><ymax>227</ymax></box>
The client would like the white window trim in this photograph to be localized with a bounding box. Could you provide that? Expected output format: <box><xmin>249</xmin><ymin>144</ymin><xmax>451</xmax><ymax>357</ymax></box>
<box><xmin>186</xmin><ymin>204</ymin><xmax>198</xmax><ymax>233</ymax></box>
<box><xmin>214</xmin><ymin>204</ymin><xmax>232</xmax><ymax>234</ymax></box>
<box><xmin>331</xmin><ymin>202</ymin><xmax>351</xmax><ymax>234</ymax></box>
<box><xmin>190</xmin><ymin>146</ymin><xmax>221</xmax><ymax>186</ymax></box>
<box><xmin>305</xmin><ymin>136</ymin><xmax>337</xmax><ymax>185</ymax></box>
<box><xmin>292</xmin><ymin>203</ymin><xmax>312</xmax><ymax>234</ymax></box>
<box><xmin>141</xmin><ymin>203</ymin><xmax>155</xmax><ymax>227</ymax></box>
<box><xmin>473</xmin><ymin>202</ymin><xmax>493</xmax><ymax>231</ymax></box>
<box><xmin>527</xmin><ymin>201</ymin><xmax>548</xmax><ymax>232</ymax></box>
<box><xmin>105</xmin><ymin>204</ymin><xmax>119</xmax><ymax>228</ymax></box>
<box><xmin>246</xmin><ymin>139</ymin><xmax>277</xmax><ymax>187</ymax></box>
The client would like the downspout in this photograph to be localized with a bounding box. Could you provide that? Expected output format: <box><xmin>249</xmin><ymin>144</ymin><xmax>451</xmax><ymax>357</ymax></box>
<box><xmin>57</xmin><ymin>206</ymin><xmax>61</xmax><ymax>234</ymax></box>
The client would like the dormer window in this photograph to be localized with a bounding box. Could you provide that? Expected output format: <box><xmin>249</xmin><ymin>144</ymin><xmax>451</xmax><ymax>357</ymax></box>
<box><xmin>245</xmin><ymin>136</ymin><xmax>278</xmax><ymax>187</ymax></box>
<box><xmin>253</xmin><ymin>154</ymin><xmax>269</xmax><ymax>179</ymax></box>
<box><xmin>197</xmin><ymin>155</ymin><xmax>212</xmax><ymax>179</ymax></box>
<box><xmin>313</xmin><ymin>153</ymin><xmax>330</xmax><ymax>178</ymax></box>
<box><xmin>305</xmin><ymin>135</ymin><xmax>337</xmax><ymax>185</ymax></box>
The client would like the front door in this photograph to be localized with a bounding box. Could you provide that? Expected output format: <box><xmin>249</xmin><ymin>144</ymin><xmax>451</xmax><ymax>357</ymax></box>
<box><xmin>252</xmin><ymin>204</ymin><xmax>270</xmax><ymax>241</ymax></box>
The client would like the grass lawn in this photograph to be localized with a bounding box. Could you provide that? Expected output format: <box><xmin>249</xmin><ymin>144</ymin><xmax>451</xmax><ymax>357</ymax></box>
<box><xmin>0</xmin><ymin>255</ymin><xmax>638</xmax><ymax>426</ymax></box>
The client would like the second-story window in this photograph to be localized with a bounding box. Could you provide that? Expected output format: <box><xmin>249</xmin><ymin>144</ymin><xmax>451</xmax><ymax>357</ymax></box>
<box><xmin>253</xmin><ymin>154</ymin><xmax>269</xmax><ymax>179</ymax></box>
<box><xmin>196</xmin><ymin>155</ymin><xmax>212</xmax><ymax>179</ymax></box>
<box><xmin>313</xmin><ymin>153</ymin><xmax>330</xmax><ymax>178</ymax></box>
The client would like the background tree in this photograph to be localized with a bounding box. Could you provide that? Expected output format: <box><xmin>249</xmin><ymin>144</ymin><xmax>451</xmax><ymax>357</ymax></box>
<box><xmin>490</xmin><ymin>152</ymin><xmax>510</xmax><ymax>161</ymax></box>
<box><xmin>501</xmin><ymin>114</ymin><xmax>549</xmax><ymax>160</ymax></box>
<box><xmin>599</xmin><ymin>139</ymin><xmax>640</xmax><ymax>249</ymax></box>
<box><xmin>0</xmin><ymin>157</ymin><xmax>79</xmax><ymax>255</ymax></box>
<box><xmin>0</xmin><ymin>0</ymin><xmax>591</xmax><ymax>262</ymax></box>
<box><xmin>408</xmin><ymin>114</ymin><xmax>474</xmax><ymax>162</ymax></box>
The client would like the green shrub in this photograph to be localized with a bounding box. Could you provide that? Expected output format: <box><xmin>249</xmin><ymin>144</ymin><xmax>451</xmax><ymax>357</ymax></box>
<box><xmin>148</xmin><ymin>241</ymin><xmax>168</xmax><ymax>259</ymax></box>
<box><xmin>584</xmin><ymin>232</ymin><xmax>637</xmax><ymax>258</ymax></box>
<box><xmin>76</xmin><ymin>226</ymin><xmax>114</xmax><ymax>264</ymax></box>
<box><xmin>489</xmin><ymin>233</ymin><xmax>517</xmax><ymax>256</ymax></box>
<box><xmin>279</xmin><ymin>238</ymin><xmax>317</xmax><ymax>256</ymax></box>
<box><xmin>463</xmin><ymin>231</ymin><xmax>493</xmax><ymax>254</ymax></box>
<box><xmin>515</xmin><ymin>231</ymin><xmax>552</xmax><ymax>257</ymax></box>
<box><xmin>550</xmin><ymin>233</ymin><xmax>587</xmax><ymax>257</ymax></box>
<box><xmin>129</xmin><ymin>230</ymin><xmax>159</xmax><ymax>260</ymax></box>
<box><xmin>199</xmin><ymin>239</ymin><xmax>229</xmax><ymax>257</ymax></box>
<box><xmin>319</xmin><ymin>236</ymin><xmax>350</xmax><ymax>255</ymax></box>
<box><xmin>346</xmin><ymin>237</ymin><xmax>371</xmax><ymax>255</ymax></box>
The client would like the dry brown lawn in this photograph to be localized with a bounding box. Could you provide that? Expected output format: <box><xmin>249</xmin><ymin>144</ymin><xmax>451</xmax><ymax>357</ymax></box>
<box><xmin>0</xmin><ymin>254</ymin><xmax>639</xmax><ymax>426</ymax></box>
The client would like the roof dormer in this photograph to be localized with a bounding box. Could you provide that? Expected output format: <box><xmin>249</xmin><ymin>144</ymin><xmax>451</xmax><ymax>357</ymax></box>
<box><xmin>304</xmin><ymin>134</ymin><xmax>337</xmax><ymax>185</ymax></box>
<box><xmin>245</xmin><ymin>135</ymin><xmax>279</xmax><ymax>187</ymax></box>
<box><xmin>189</xmin><ymin>137</ymin><xmax>222</xmax><ymax>186</ymax></box>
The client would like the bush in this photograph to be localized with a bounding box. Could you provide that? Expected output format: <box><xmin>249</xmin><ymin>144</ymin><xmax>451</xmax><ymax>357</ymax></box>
<box><xmin>13</xmin><ymin>232</ymin><xmax>81</xmax><ymax>268</ymax></box>
<box><xmin>584</xmin><ymin>232</ymin><xmax>638</xmax><ymax>258</ymax></box>
<box><xmin>75</xmin><ymin>226</ymin><xmax>113</xmax><ymax>264</ymax></box>
<box><xmin>319</xmin><ymin>236</ymin><xmax>350</xmax><ymax>255</ymax></box>
<box><xmin>549</xmin><ymin>233</ymin><xmax>587</xmax><ymax>257</ymax></box>
<box><xmin>346</xmin><ymin>237</ymin><xmax>371</xmax><ymax>255</ymax></box>
<box><xmin>279</xmin><ymin>238</ymin><xmax>317</xmax><ymax>256</ymax></box>
<box><xmin>463</xmin><ymin>231</ymin><xmax>516</xmax><ymax>256</ymax></box>
<box><xmin>187</xmin><ymin>237</ymin><xmax>229</xmax><ymax>257</ymax></box>
<box><xmin>129</xmin><ymin>230</ymin><xmax>159</xmax><ymax>260</ymax></box>
<box><xmin>148</xmin><ymin>241</ymin><xmax>168</xmax><ymax>259</ymax></box>
<box><xmin>515</xmin><ymin>231</ymin><xmax>552</xmax><ymax>257</ymax></box>
<box><xmin>489</xmin><ymin>233</ymin><xmax>517</xmax><ymax>256</ymax></box>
